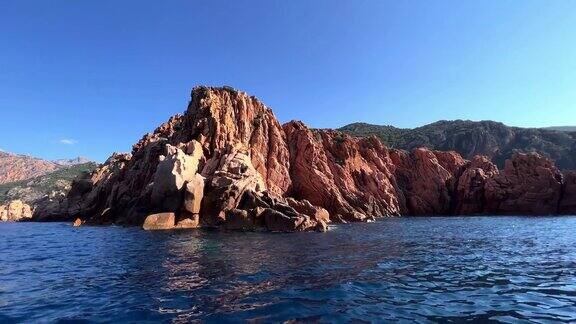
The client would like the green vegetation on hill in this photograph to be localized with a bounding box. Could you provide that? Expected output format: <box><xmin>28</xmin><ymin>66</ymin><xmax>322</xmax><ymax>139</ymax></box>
<box><xmin>0</xmin><ymin>162</ymin><xmax>98</xmax><ymax>204</ymax></box>
<box><xmin>340</xmin><ymin>120</ymin><xmax>576</xmax><ymax>170</ymax></box>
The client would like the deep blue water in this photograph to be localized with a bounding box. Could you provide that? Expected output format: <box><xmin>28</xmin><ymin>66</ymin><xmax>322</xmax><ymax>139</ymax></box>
<box><xmin>1</xmin><ymin>217</ymin><xmax>576</xmax><ymax>323</ymax></box>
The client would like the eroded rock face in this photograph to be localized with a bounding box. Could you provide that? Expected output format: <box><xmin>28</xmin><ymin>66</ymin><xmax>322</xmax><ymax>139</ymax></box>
<box><xmin>0</xmin><ymin>200</ymin><xmax>33</xmax><ymax>222</ymax></box>
<box><xmin>284</xmin><ymin>122</ymin><xmax>405</xmax><ymax>221</ymax></box>
<box><xmin>151</xmin><ymin>144</ymin><xmax>201</xmax><ymax>211</ymax></box>
<box><xmin>485</xmin><ymin>153</ymin><xmax>563</xmax><ymax>215</ymax></box>
<box><xmin>559</xmin><ymin>171</ymin><xmax>576</xmax><ymax>215</ymax></box>
<box><xmin>36</xmin><ymin>87</ymin><xmax>327</xmax><ymax>232</ymax></box>
<box><xmin>35</xmin><ymin>86</ymin><xmax>576</xmax><ymax>231</ymax></box>
<box><xmin>455</xmin><ymin>156</ymin><xmax>499</xmax><ymax>215</ymax></box>
<box><xmin>390</xmin><ymin>148</ymin><xmax>466</xmax><ymax>215</ymax></box>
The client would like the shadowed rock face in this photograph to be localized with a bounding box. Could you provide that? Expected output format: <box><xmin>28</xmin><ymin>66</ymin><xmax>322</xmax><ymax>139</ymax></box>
<box><xmin>485</xmin><ymin>154</ymin><xmax>564</xmax><ymax>215</ymax></box>
<box><xmin>33</xmin><ymin>86</ymin><xmax>576</xmax><ymax>231</ymax></box>
<box><xmin>560</xmin><ymin>172</ymin><xmax>576</xmax><ymax>214</ymax></box>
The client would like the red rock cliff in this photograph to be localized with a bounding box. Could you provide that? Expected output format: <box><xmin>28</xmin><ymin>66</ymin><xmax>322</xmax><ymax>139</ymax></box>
<box><xmin>34</xmin><ymin>86</ymin><xmax>576</xmax><ymax>230</ymax></box>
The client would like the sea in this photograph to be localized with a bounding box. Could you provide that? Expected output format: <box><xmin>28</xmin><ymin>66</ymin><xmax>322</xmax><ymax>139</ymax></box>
<box><xmin>1</xmin><ymin>216</ymin><xmax>575</xmax><ymax>323</ymax></box>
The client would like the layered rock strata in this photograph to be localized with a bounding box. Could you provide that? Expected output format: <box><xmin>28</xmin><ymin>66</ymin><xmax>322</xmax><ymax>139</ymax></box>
<box><xmin>33</xmin><ymin>86</ymin><xmax>576</xmax><ymax>231</ymax></box>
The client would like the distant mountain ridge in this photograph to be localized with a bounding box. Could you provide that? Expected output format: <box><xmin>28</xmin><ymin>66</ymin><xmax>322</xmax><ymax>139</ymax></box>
<box><xmin>340</xmin><ymin>120</ymin><xmax>576</xmax><ymax>170</ymax></box>
<box><xmin>0</xmin><ymin>151</ymin><xmax>93</xmax><ymax>184</ymax></box>
<box><xmin>544</xmin><ymin>126</ymin><xmax>576</xmax><ymax>132</ymax></box>
<box><xmin>53</xmin><ymin>157</ymin><xmax>92</xmax><ymax>167</ymax></box>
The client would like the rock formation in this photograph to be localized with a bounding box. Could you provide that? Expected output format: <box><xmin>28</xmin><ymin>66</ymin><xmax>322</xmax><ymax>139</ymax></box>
<box><xmin>560</xmin><ymin>172</ymin><xmax>576</xmax><ymax>214</ymax></box>
<box><xmin>454</xmin><ymin>156</ymin><xmax>499</xmax><ymax>215</ymax></box>
<box><xmin>340</xmin><ymin>120</ymin><xmax>576</xmax><ymax>170</ymax></box>
<box><xmin>32</xmin><ymin>86</ymin><xmax>576</xmax><ymax>231</ymax></box>
<box><xmin>0</xmin><ymin>200</ymin><xmax>33</xmax><ymax>222</ymax></box>
<box><xmin>484</xmin><ymin>153</ymin><xmax>564</xmax><ymax>215</ymax></box>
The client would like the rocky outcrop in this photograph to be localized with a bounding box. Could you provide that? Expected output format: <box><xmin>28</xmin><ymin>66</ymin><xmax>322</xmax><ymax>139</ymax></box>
<box><xmin>390</xmin><ymin>149</ymin><xmax>466</xmax><ymax>215</ymax></box>
<box><xmin>35</xmin><ymin>87</ymin><xmax>324</xmax><ymax>232</ymax></box>
<box><xmin>341</xmin><ymin>120</ymin><xmax>576</xmax><ymax>170</ymax></box>
<box><xmin>33</xmin><ymin>86</ymin><xmax>576</xmax><ymax>232</ymax></box>
<box><xmin>454</xmin><ymin>156</ymin><xmax>499</xmax><ymax>215</ymax></box>
<box><xmin>0</xmin><ymin>200</ymin><xmax>33</xmax><ymax>222</ymax></box>
<box><xmin>284</xmin><ymin>122</ymin><xmax>405</xmax><ymax>222</ymax></box>
<box><xmin>142</xmin><ymin>213</ymin><xmax>176</xmax><ymax>230</ymax></box>
<box><xmin>560</xmin><ymin>172</ymin><xmax>576</xmax><ymax>214</ymax></box>
<box><xmin>484</xmin><ymin>153</ymin><xmax>564</xmax><ymax>215</ymax></box>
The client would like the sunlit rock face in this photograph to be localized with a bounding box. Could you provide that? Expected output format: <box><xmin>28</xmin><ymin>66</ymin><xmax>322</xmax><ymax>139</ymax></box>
<box><xmin>34</xmin><ymin>86</ymin><xmax>576</xmax><ymax>231</ymax></box>
<box><xmin>0</xmin><ymin>200</ymin><xmax>32</xmax><ymax>222</ymax></box>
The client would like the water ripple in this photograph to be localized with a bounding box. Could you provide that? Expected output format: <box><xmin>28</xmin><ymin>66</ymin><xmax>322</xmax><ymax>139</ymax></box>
<box><xmin>1</xmin><ymin>217</ymin><xmax>576</xmax><ymax>322</ymax></box>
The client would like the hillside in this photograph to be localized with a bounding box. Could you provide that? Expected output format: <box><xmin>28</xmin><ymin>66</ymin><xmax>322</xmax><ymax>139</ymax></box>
<box><xmin>340</xmin><ymin>120</ymin><xmax>576</xmax><ymax>170</ymax></box>
<box><xmin>0</xmin><ymin>151</ymin><xmax>93</xmax><ymax>184</ymax></box>
<box><xmin>0</xmin><ymin>163</ymin><xmax>98</xmax><ymax>205</ymax></box>
<box><xmin>544</xmin><ymin>126</ymin><xmax>576</xmax><ymax>132</ymax></box>
<box><xmin>0</xmin><ymin>152</ymin><xmax>61</xmax><ymax>184</ymax></box>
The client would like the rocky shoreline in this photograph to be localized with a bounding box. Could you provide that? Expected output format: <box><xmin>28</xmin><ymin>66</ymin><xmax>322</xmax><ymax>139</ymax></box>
<box><xmin>0</xmin><ymin>200</ymin><xmax>32</xmax><ymax>222</ymax></box>
<box><xmin>14</xmin><ymin>86</ymin><xmax>575</xmax><ymax>232</ymax></box>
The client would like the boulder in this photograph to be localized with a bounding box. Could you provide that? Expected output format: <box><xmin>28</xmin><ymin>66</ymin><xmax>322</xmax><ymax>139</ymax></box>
<box><xmin>0</xmin><ymin>200</ymin><xmax>33</xmax><ymax>222</ymax></box>
<box><xmin>201</xmin><ymin>152</ymin><xmax>266</xmax><ymax>226</ymax></box>
<box><xmin>142</xmin><ymin>212</ymin><xmax>176</xmax><ymax>230</ymax></box>
<box><xmin>262</xmin><ymin>208</ymin><xmax>305</xmax><ymax>232</ymax></box>
<box><xmin>224</xmin><ymin>209</ymin><xmax>254</xmax><ymax>230</ymax></box>
<box><xmin>285</xmin><ymin>197</ymin><xmax>330</xmax><ymax>223</ymax></box>
<box><xmin>175</xmin><ymin>215</ymin><xmax>199</xmax><ymax>229</ymax></box>
<box><xmin>151</xmin><ymin>144</ymin><xmax>202</xmax><ymax>211</ymax></box>
<box><xmin>183</xmin><ymin>174</ymin><xmax>205</xmax><ymax>214</ymax></box>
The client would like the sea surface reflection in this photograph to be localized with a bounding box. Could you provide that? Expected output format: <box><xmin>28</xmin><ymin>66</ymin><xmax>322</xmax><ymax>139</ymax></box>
<box><xmin>1</xmin><ymin>216</ymin><xmax>576</xmax><ymax>322</ymax></box>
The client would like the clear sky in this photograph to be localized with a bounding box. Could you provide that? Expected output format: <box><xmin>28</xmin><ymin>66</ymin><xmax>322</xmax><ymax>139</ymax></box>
<box><xmin>1</xmin><ymin>1</ymin><xmax>576</xmax><ymax>162</ymax></box>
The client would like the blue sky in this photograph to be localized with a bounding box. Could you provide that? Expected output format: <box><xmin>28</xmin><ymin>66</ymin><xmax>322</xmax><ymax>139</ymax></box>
<box><xmin>1</xmin><ymin>1</ymin><xmax>576</xmax><ymax>162</ymax></box>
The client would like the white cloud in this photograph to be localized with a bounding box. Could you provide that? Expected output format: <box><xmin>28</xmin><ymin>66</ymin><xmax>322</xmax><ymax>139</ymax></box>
<box><xmin>59</xmin><ymin>139</ymin><xmax>78</xmax><ymax>145</ymax></box>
